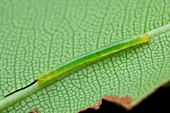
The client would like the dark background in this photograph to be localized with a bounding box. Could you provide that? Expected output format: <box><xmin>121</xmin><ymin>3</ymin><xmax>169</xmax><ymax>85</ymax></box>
<box><xmin>81</xmin><ymin>86</ymin><xmax>170</xmax><ymax>113</ymax></box>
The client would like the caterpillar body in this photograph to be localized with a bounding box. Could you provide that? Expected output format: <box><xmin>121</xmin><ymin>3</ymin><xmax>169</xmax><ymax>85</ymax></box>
<box><xmin>37</xmin><ymin>33</ymin><xmax>150</xmax><ymax>85</ymax></box>
<box><xmin>5</xmin><ymin>33</ymin><xmax>150</xmax><ymax>97</ymax></box>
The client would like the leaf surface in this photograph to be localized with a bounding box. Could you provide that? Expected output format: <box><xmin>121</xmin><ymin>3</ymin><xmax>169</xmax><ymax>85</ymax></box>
<box><xmin>0</xmin><ymin>0</ymin><xmax>170</xmax><ymax>112</ymax></box>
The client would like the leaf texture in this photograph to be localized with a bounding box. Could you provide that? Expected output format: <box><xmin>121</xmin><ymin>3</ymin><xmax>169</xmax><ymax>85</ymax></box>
<box><xmin>0</xmin><ymin>0</ymin><xmax>170</xmax><ymax>112</ymax></box>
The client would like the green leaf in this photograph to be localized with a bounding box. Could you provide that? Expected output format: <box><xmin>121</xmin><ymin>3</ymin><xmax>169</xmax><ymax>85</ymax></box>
<box><xmin>0</xmin><ymin>0</ymin><xmax>169</xmax><ymax>112</ymax></box>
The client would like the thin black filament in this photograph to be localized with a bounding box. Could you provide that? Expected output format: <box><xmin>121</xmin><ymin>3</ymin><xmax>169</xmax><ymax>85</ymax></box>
<box><xmin>5</xmin><ymin>80</ymin><xmax>38</xmax><ymax>97</ymax></box>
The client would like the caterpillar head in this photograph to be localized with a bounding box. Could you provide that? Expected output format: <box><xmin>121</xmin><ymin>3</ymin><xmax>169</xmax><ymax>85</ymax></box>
<box><xmin>141</xmin><ymin>33</ymin><xmax>150</xmax><ymax>43</ymax></box>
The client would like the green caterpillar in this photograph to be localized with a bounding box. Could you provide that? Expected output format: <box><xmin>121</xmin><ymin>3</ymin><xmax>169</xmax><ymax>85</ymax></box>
<box><xmin>37</xmin><ymin>33</ymin><xmax>150</xmax><ymax>85</ymax></box>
